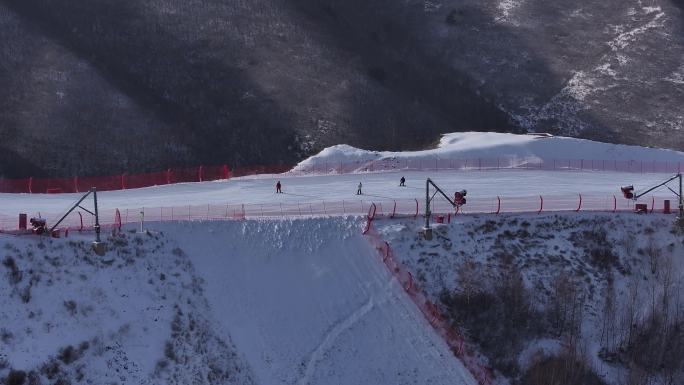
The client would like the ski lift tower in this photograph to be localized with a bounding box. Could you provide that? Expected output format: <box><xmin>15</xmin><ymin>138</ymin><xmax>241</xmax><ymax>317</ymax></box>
<box><xmin>620</xmin><ymin>173</ymin><xmax>683</xmax><ymax>227</ymax></box>
<box><xmin>49</xmin><ymin>187</ymin><xmax>106</xmax><ymax>255</ymax></box>
<box><xmin>423</xmin><ymin>178</ymin><xmax>467</xmax><ymax>240</ymax></box>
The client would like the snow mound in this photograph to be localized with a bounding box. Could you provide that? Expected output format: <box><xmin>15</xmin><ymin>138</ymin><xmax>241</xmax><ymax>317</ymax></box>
<box><xmin>293</xmin><ymin>132</ymin><xmax>684</xmax><ymax>172</ymax></box>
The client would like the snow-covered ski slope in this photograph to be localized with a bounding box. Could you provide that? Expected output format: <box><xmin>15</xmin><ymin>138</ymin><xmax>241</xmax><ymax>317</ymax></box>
<box><xmin>1</xmin><ymin>132</ymin><xmax>683</xmax><ymax>225</ymax></box>
<box><xmin>169</xmin><ymin>218</ymin><xmax>478</xmax><ymax>385</ymax></box>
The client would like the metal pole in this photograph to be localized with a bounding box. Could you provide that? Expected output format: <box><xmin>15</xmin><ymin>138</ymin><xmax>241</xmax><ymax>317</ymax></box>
<box><xmin>49</xmin><ymin>190</ymin><xmax>92</xmax><ymax>233</ymax></box>
<box><xmin>679</xmin><ymin>173</ymin><xmax>683</xmax><ymax>220</ymax></box>
<box><xmin>93</xmin><ymin>188</ymin><xmax>101</xmax><ymax>243</ymax></box>
<box><xmin>425</xmin><ymin>178</ymin><xmax>430</xmax><ymax>230</ymax></box>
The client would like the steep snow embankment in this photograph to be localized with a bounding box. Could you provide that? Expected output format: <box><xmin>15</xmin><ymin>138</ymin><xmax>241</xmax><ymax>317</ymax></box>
<box><xmin>165</xmin><ymin>218</ymin><xmax>477</xmax><ymax>385</ymax></box>
<box><xmin>375</xmin><ymin>213</ymin><xmax>684</xmax><ymax>384</ymax></box>
<box><xmin>0</xmin><ymin>231</ymin><xmax>255</xmax><ymax>385</ymax></box>
<box><xmin>293</xmin><ymin>132</ymin><xmax>684</xmax><ymax>172</ymax></box>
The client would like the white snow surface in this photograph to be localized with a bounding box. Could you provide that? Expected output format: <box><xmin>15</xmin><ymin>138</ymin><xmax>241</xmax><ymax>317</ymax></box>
<box><xmin>170</xmin><ymin>218</ymin><xmax>476</xmax><ymax>385</ymax></box>
<box><xmin>0</xmin><ymin>219</ymin><xmax>478</xmax><ymax>385</ymax></box>
<box><xmin>1</xmin><ymin>132</ymin><xmax>683</xmax><ymax>227</ymax></box>
<box><xmin>2</xmin><ymin>132</ymin><xmax>683</xmax><ymax>384</ymax></box>
<box><xmin>293</xmin><ymin>132</ymin><xmax>684</xmax><ymax>172</ymax></box>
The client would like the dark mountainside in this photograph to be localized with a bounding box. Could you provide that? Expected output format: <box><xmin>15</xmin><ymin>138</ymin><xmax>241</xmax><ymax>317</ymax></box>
<box><xmin>0</xmin><ymin>0</ymin><xmax>682</xmax><ymax>178</ymax></box>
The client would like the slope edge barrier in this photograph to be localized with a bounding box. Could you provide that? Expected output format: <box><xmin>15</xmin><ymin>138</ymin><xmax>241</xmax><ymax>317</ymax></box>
<box><xmin>0</xmin><ymin>194</ymin><xmax>676</xmax><ymax>232</ymax></box>
<box><xmin>362</xmin><ymin>210</ymin><xmax>493</xmax><ymax>385</ymax></box>
<box><xmin>1</xmin><ymin>157</ymin><xmax>681</xmax><ymax>193</ymax></box>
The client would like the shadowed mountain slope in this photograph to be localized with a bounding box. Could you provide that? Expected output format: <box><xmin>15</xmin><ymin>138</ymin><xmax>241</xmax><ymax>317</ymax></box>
<box><xmin>0</xmin><ymin>0</ymin><xmax>681</xmax><ymax>177</ymax></box>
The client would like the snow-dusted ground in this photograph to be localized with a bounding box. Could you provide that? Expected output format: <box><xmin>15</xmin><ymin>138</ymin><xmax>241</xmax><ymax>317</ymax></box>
<box><xmin>0</xmin><ymin>230</ymin><xmax>255</xmax><ymax>385</ymax></box>
<box><xmin>375</xmin><ymin>212</ymin><xmax>684</xmax><ymax>384</ymax></box>
<box><xmin>1</xmin><ymin>219</ymin><xmax>478</xmax><ymax>385</ymax></box>
<box><xmin>170</xmin><ymin>218</ymin><xmax>476</xmax><ymax>385</ymax></box>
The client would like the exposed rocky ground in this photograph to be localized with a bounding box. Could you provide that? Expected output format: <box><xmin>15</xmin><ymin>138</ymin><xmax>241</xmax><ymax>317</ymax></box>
<box><xmin>1</xmin><ymin>0</ymin><xmax>682</xmax><ymax>178</ymax></box>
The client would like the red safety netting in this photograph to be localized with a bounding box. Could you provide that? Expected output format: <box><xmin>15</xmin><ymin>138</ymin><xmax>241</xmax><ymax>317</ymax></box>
<box><xmin>363</xmin><ymin>210</ymin><xmax>493</xmax><ymax>384</ymax></box>
<box><xmin>2</xmin><ymin>158</ymin><xmax>681</xmax><ymax>194</ymax></box>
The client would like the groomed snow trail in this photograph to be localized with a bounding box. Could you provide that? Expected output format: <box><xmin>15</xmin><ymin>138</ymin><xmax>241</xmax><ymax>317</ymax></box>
<box><xmin>0</xmin><ymin>169</ymin><xmax>676</xmax><ymax>217</ymax></box>
<box><xmin>164</xmin><ymin>218</ymin><xmax>477</xmax><ymax>385</ymax></box>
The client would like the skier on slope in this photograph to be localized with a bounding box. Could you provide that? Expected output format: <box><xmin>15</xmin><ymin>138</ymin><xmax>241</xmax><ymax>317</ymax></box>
<box><xmin>399</xmin><ymin>176</ymin><xmax>406</xmax><ymax>187</ymax></box>
<box><xmin>357</xmin><ymin>182</ymin><xmax>363</xmax><ymax>195</ymax></box>
<box><xmin>276</xmin><ymin>181</ymin><xmax>282</xmax><ymax>193</ymax></box>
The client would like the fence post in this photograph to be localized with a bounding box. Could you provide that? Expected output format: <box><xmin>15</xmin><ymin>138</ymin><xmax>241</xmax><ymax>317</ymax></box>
<box><xmin>188</xmin><ymin>205</ymin><xmax>191</xmax><ymax>220</ymax></box>
<box><xmin>538</xmin><ymin>195</ymin><xmax>543</xmax><ymax>214</ymax></box>
<box><xmin>74</xmin><ymin>177</ymin><xmax>79</xmax><ymax>193</ymax></box>
<box><xmin>576</xmin><ymin>194</ymin><xmax>582</xmax><ymax>212</ymax></box>
<box><xmin>28</xmin><ymin>177</ymin><xmax>33</xmax><ymax>194</ymax></box>
<box><xmin>342</xmin><ymin>200</ymin><xmax>346</xmax><ymax>214</ymax></box>
<box><xmin>166</xmin><ymin>169</ymin><xmax>172</xmax><ymax>184</ymax></box>
<box><xmin>495</xmin><ymin>196</ymin><xmax>501</xmax><ymax>215</ymax></box>
<box><xmin>613</xmin><ymin>195</ymin><xmax>617</xmax><ymax>213</ymax></box>
<box><xmin>121</xmin><ymin>174</ymin><xmax>126</xmax><ymax>190</ymax></box>
<box><xmin>414</xmin><ymin>199</ymin><xmax>419</xmax><ymax>218</ymax></box>
<box><xmin>115</xmin><ymin>209</ymin><xmax>121</xmax><ymax>231</ymax></box>
<box><xmin>405</xmin><ymin>272</ymin><xmax>413</xmax><ymax>291</ymax></box>
<box><xmin>198</xmin><ymin>165</ymin><xmax>204</xmax><ymax>182</ymax></box>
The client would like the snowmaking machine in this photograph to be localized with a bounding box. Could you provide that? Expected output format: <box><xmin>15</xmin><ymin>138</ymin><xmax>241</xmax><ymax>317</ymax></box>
<box><xmin>620</xmin><ymin>173</ymin><xmax>683</xmax><ymax>226</ymax></box>
<box><xmin>422</xmin><ymin>178</ymin><xmax>467</xmax><ymax>240</ymax></box>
